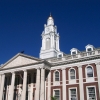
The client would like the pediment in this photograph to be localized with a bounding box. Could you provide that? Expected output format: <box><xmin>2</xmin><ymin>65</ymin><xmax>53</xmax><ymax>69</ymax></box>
<box><xmin>1</xmin><ymin>53</ymin><xmax>42</xmax><ymax>69</ymax></box>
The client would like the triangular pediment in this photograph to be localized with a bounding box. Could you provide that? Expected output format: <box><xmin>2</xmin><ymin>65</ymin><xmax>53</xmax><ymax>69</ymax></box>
<box><xmin>1</xmin><ymin>53</ymin><xmax>42</xmax><ymax>69</ymax></box>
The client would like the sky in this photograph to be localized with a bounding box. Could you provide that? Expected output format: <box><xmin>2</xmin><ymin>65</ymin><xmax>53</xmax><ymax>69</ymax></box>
<box><xmin>0</xmin><ymin>0</ymin><xmax>100</xmax><ymax>64</ymax></box>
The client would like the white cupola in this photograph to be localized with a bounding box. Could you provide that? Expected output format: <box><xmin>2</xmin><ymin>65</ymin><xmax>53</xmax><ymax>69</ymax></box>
<box><xmin>40</xmin><ymin>14</ymin><xmax>61</xmax><ymax>59</ymax></box>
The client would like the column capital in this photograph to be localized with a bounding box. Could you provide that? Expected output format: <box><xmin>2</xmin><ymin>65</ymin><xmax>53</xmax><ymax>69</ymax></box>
<box><xmin>0</xmin><ymin>73</ymin><xmax>5</xmax><ymax>75</ymax></box>
<box><xmin>78</xmin><ymin>65</ymin><xmax>82</xmax><ymax>68</ymax></box>
<box><xmin>61</xmin><ymin>68</ymin><xmax>66</xmax><ymax>70</ymax></box>
<box><xmin>36</xmin><ymin>67</ymin><xmax>40</xmax><ymax>70</ymax></box>
<box><xmin>23</xmin><ymin>69</ymin><xmax>27</xmax><ymax>72</ymax></box>
<box><xmin>11</xmin><ymin>71</ymin><xmax>15</xmax><ymax>74</ymax></box>
<box><xmin>95</xmin><ymin>62</ymin><xmax>100</xmax><ymax>65</ymax></box>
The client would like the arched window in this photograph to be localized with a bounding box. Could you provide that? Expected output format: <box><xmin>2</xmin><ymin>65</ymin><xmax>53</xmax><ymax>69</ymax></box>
<box><xmin>87</xmin><ymin>66</ymin><xmax>93</xmax><ymax>77</ymax></box>
<box><xmin>46</xmin><ymin>38</ymin><xmax>51</xmax><ymax>50</ymax></box>
<box><xmin>70</xmin><ymin>69</ymin><xmax>75</xmax><ymax>79</ymax></box>
<box><xmin>55</xmin><ymin>71</ymin><xmax>60</xmax><ymax>81</ymax></box>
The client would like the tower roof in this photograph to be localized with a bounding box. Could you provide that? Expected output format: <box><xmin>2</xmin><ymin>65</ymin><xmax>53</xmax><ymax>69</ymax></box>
<box><xmin>47</xmin><ymin>13</ymin><xmax>54</xmax><ymax>25</ymax></box>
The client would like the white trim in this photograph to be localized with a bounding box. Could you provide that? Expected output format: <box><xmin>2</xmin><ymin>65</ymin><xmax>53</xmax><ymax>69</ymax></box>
<box><xmin>85</xmin><ymin>44</ymin><xmax>94</xmax><ymax>52</ymax></box>
<box><xmin>86</xmin><ymin>85</ymin><xmax>97</xmax><ymax>100</ymax></box>
<box><xmin>50</xmin><ymin>59</ymin><xmax>100</xmax><ymax>70</ymax></box>
<box><xmin>69</xmin><ymin>87</ymin><xmax>78</xmax><ymax>100</ymax></box>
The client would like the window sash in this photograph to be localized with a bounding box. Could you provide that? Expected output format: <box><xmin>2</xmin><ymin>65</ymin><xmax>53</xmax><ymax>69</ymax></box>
<box><xmin>88</xmin><ymin>87</ymin><xmax>96</xmax><ymax>100</ymax></box>
<box><xmin>70</xmin><ymin>69</ymin><xmax>75</xmax><ymax>79</ymax></box>
<box><xmin>70</xmin><ymin>89</ymin><xmax>77</xmax><ymax>100</ymax></box>
<box><xmin>72</xmin><ymin>52</ymin><xmax>76</xmax><ymax>55</ymax></box>
<box><xmin>87</xmin><ymin>67</ymin><xmax>93</xmax><ymax>77</ymax></box>
<box><xmin>55</xmin><ymin>72</ymin><xmax>59</xmax><ymax>81</ymax></box>
<box><xmin>54</xmin><ymin>90</ymin><xmax>60</xmax><ymax>100</ymax></box>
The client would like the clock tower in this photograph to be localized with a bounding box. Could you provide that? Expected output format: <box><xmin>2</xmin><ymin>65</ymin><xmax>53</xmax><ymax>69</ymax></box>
<box><xmin>40</xmin><ymin>15</ymin><xmax>62</xmax><ymax>59</ymax></box>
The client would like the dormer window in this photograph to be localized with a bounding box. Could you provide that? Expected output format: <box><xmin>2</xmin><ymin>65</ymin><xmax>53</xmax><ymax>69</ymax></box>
<box><xmin>70</xmin><ymin>48</ymin><xmax>80</xmax><ymax>55</ymax></box>
<box><xmin>85</xmin><ymin>44</ymin><xmax>95</xmax><ymax>52</ymax></box>
<box><xmin>87</xmin><ymin>48</ymin><xmax>92</xmax><ymax>52</ymax></box>
<box><xmin>57</xmin><ymin>53</ymin><xmax>63</xmax><ymax>58</ymax></box>
<box><xmin>58</xmin><ymin>54</ymin><xmax>62</xmax><ymax>58</ymax></box>
<box><xmin>72</xmin><ymin>51</ymin><xmax>76</xmax><ymax>55</ymax></box>
<box><xmin>85</xmin><ymin>44</ymin><xmax>95</xmax><ymax>55</ymax></box>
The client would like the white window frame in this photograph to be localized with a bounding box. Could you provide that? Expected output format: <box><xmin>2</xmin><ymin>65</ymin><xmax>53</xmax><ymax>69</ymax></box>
<box><xmin>85</xmin><ymin>44</ymin><xmax>94</xmax><ymax>56</ymax></box>
<box><xmin>85</xmin><ymin>65</ymin><xmax>94</xmax><ymax>78</ymax></box>
<box><xmin>54</xmin><ymin>70</ymin><xmax>60</xmax><ymax>82</ymax></box>
<box><xmin>86</xmin><ymin>86</ymin><xmax>97</xmax><ymax>100</ymax></box>
<box><xmin>53</xmin><ymin>89</ymin><xmax>61</xmax><ymax>100</ymax></box>
<box><xmin>69</xmin><ymin>87</ymin><xmax>77</xmax><ymax>100</ymax></box>
<box><xmin>69</xmin><ymin>68</ymin><xmax>76</xmax><ymax>80</ymax></box>
<box><xmin>70</xmin><ymin>48</ymin><xmax>79</xmax><ymax>55</ymax></box>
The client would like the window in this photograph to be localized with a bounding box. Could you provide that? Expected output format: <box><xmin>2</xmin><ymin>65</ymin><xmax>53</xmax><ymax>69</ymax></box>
<box><xmin>87</xmin><ymin>48</ymin><xmax>92</xmax><ymax>52</ymax></box>
<box><xmin>70</xmin><ymin>69</ymin><xmax>75</xmax><ymax>79</ymax></box>
<box><xmin>70</xmin><ymin>89</ymin><xmax>77</xmax><ymax>100</ymax></box>
<box><xmin>87</xmin><ymin>87</ymin><xmax>96</xmax><ymax>100</ymax></box>
<box><xmin>54</xmin><ymin>90</ymin><xmax>60</xmax><ymax>100</ymax></box>
<box><xmin>87</xmin><ymin>66</ymin><xmax>93</xmax><ymax>77</ymax></box>
<box><xmin>72</xmin><ymin>52</ymin><xmax>76</xmax><ymax>55</ymax></box>
<box><xmin>55</xmin><ymin>71</ymin><xmax>60</xmax><ymax>81</ymax></box>
<box><xmin>58</xmin><ymin>54</ymin><xmax>62</xmax><ymax>58</ymax></box>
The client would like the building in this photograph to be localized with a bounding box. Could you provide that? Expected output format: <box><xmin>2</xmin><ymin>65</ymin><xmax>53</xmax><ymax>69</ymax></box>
<box><xmin>0</xmin><ymin>15</ymin><xmax>100</xmax><ymax>100</ymax></box>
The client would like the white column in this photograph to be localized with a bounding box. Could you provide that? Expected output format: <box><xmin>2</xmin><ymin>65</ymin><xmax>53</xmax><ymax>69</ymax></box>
<box><xmin>10</xmin><ymin>72</ymin><xmax>15</xmax><ymax>100</ymax></box>
<box><xmin>52</xmin><ymin>35</ymin><xmax>54</xmax><ymax>48</ymax></box>
<box><xmin>51</xmin><ymin>35</ymin><xmax>53</xmax><ymax>48</ymax></box>
<box><xmin>35</xmin><ymin>68</ymin><xmax>40</xmax><ymax>100</ymax></box>
<box><xmin>78</xmin><ymin>66</ymin><xmax>84</xmax><ymax>100</ymax></box>
<box><xmin>0</xmin><ymin>74</ymin><xmax>5</xmax><ymax>100</ymax></box>
<box><xmin>6</xmin><ymin>76</ymin><xmax>9</xmax><ymax>100</ymax></box>
<box><xmin>0</xmin><ymin>74</ymin><xmax>2</xmax><ymax>90</ymax></box>
<box><xmin>21</xmin><ymin>70</ymin><xmax>27</xmax><ymax>100</ymax></box>
<box><xmin>48</xmin><ymin>71</ymin><xmax>51</xmax><ymax>100</ymax></box>
<box><xmin>40</xmin><ymin>68</ymin><xmax>45</xmax><ymax>100</ymax></box>
<box><xmin>57</xmin><ymin>37</ymin><xmax>60</xmax><ymax>51</ymax></box>
<box><xmin>42</xmin><ymin>38</ymin><xmax>45</xmax><ymax>50</ymax></box>
<box><xmin>96</xmin><ymin>63</ymin><xmax>100</xmax><ymax>99</ymax></box>
<box><xmin>62</xmin><ymin>68</ymin><xmax>66</xmax><ymax>100</ymax></box>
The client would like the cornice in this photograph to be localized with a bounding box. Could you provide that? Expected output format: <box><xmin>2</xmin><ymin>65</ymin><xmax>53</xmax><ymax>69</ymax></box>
<box><xmin>50</xmin><ymin>55</ymin><xmax>100</xmax><ymax>66</ymax></box>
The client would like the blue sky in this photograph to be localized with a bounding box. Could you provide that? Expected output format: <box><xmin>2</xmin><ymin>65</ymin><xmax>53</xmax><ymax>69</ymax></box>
<box><xmin>0</xmin><ymin>0</ymin><xmax>100</xmax><ymax>64</ymax></box>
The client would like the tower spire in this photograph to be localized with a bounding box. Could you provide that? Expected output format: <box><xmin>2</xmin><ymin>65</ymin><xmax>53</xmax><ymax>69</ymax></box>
<box><xmin>50</xmin><ymin>12</ymin><xmax>51</xmax><ymax>17</ymax></box>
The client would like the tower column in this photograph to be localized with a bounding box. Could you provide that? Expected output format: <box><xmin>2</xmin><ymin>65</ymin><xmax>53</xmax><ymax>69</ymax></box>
<box><xmin>40</xmin><ymin>68</ymin><xmax>45</xmax><ymax>100</ymax></box>
<box><xmin>35</xmin><ymin>68</ymin><xmax>40</xmax><ymax>100</ymax></box>
<box><xmin>51</xmin><ymin>35</ymin><xmax>53</xmax><ymax>48</ymax></box>
<box><xmin>0</xmin><ymin>74</ymin><xmax>5</xmax><ymax>100</ymax></box>
<box><xmin>57</xmin><ymin>36</ymin><xmax>60</xmax><ymax>51</ymax></box>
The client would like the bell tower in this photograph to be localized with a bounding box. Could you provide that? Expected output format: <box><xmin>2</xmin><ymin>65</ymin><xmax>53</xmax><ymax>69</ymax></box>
<box><xmin>40</xmin><ymin>15</ymin><xmax>61</xmax><ymax>59</ymax></box>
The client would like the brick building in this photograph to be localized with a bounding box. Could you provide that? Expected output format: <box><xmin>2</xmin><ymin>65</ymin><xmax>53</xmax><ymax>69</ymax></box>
<box><xmin>0</xmin><ymin>15</ymin><xmax>100</xmax><ymax>100</ymax></box>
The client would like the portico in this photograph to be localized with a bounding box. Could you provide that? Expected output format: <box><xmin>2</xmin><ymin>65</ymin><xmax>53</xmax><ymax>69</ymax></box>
<box><xmin>0</xmin><ymin>53</ymin><xmax>51</xmax><ymax>100</ymax></box>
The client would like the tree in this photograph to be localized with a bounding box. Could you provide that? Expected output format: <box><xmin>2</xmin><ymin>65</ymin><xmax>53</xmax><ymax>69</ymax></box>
<box><xmin>51</xmin><ymin>96</ymin><xmax>57</xmax><ymax>100</ymax></box>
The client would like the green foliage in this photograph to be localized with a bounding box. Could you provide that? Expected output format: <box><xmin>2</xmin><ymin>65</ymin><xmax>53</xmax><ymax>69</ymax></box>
<box><xmin>51</xmin><ymin>96</ymin><xmax>57</xmax><ymax>100</ymax></box>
